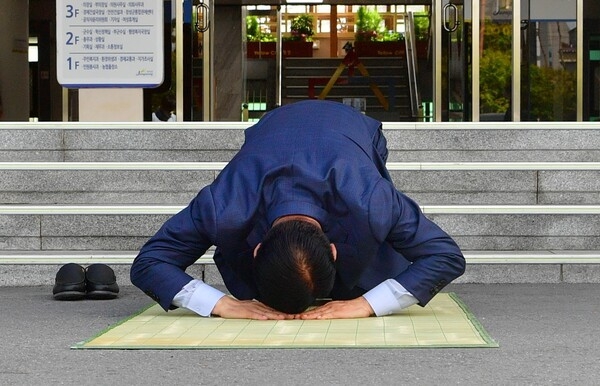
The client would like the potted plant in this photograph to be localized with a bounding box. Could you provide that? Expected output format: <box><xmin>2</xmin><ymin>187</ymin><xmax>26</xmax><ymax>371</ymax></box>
<box><xmin>355</xmin><ymin>6</ymin><xmax>384</xmax><ymax>42</ymax></box>
<box><xmin>246</xmin><ymin>14</ymin><xmax>313</xmax><ymax>58</ymax></box>
<box><xmin>354</xmin><ymin>6</ymin><xmax>404</xmax><ymax>57</ymax></box>
<box><xmin>288</xmin><ymin>14</ymin><xmax>314</xmax><ymax>42</ymax></box>
<box><xmin>246</xmin><ymin>15</ymin><xmax>277</xmax><ymax>59</ymax></box>
<box><xmin>246</xmin><ymin>15</ymin><xmax>275</xmax><ymax>42</ymax></box>
<box><xmin>246</xmin><ymin>15</ymin><xmax>260</xmax><ymax>42</ymax></box>
<box><xmin>283</xmin><ymin>14</ymin><xmax>314</xmax><ymax>57</ymax></box>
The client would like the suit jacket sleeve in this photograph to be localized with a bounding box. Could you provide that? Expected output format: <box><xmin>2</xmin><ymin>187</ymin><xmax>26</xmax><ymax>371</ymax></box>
<box><xmin>130</xmin><ymin>187</ymin><xmax>217</xmax><ymax>311</ymax></box>
<box><xmin>370</xmin><ymin>179</ymin><xmax>466</xmax><ymax>306</ymax></box>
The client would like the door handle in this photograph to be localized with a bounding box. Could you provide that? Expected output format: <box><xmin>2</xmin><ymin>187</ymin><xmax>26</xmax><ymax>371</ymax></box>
<box><xmin>196</xmin><ymin>2</ymin><xmax>210</xmax><ymax>32</ymax></box>
<box><xmin>443</xmin><ymin>3</ymin><xmax>460</xmax><ymax>33</ymax></box>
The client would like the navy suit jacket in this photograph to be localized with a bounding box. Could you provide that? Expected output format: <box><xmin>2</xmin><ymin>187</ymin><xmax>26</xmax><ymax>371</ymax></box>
<box><xmin>131</xmin><ymin>100</ymin><xmax>465</xmax><ymax>311</ymax></box>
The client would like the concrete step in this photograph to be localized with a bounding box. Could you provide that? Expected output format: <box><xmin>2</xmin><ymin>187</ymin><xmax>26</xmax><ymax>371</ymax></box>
<box><xmin>2</xmin><ymin>250</ymin><xmax>599</xmax><ymax>286</ymax></box>
<box><xmin>0</xmin><ymin>162</ymin><xmax>220</xmax><ymax>205</ymax></box>
<box><xmin>1</xmin><ymin>122</ymin><xmax>598</xmax><ymax>162</ymax></box>
<box><xmin>0</xmin><ymin>204</ymin><xmax>598</xmax><ymax>251</ymax></box>
<box><xmin>1</xmin><ymin>121</ymin><xmax>598</xmax><ymax>285</ymax></box>
<box><xmin>1</xmin><ymin>249</ymin><xmax>598</xmax><ymax>265</ymax></box>
<box><xmin>0</xmin><ymin>122</ymin><xmax>248</xmax><ymax>162</ymax></box>
<box><xmin>0</xmin><ymin>162</ymin><xmax>598</xmax><ymax>205</ymax></box>
<box><xmin>383</xmin><ymin>122</ymin><xmax>600</xmax><ymax>162</ymax></box>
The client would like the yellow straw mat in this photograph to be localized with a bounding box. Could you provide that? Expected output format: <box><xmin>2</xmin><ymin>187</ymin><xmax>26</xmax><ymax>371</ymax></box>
<box><xmin>73</xmin><ymin>293</ymin><xmax>498</xmax><ymax>349</ymax></box>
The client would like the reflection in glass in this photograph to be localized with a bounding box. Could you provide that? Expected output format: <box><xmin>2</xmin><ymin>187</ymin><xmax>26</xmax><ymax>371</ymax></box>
<box><xmin>521</xmin><ymin>19</ymin><xmax>577</xmax><ymax>121</ymax></box>
<box><xmin>479</xmin><ymin>1</ymin><xmax>512</xmax><ymax>121</ymax></box>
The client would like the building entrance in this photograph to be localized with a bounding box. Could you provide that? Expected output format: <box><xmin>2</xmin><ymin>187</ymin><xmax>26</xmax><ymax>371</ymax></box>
<box><xmin>240</xmin><ymin>3</ymin><xmax>431</xmax><ymax>122</ymax></box>
<box><xmin>15</xmin><ymin>0</ymin><xmax>600</xmax><ymax>122</ymax></box>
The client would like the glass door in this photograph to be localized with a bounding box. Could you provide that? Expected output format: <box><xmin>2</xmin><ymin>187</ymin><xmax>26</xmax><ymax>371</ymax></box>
<box><xmin>435</xmin><ymin>0</ymin><xmax>471</xmax><ymax>121</ymax></box>
<box><xmin>584</xmin><ymin>0</ymin><xmax>599</xmax><ymax>121</ymax></box>
<box><xmin>477</xmin><ymin>0</ymin><xmax>514</xmax><ymax>121</ymax></box>
<box><xmin>170</xmin><ymin>0</ymin><xmax>213</xmax><ymax>121</ymax></box>
<box><xmin>243</xmin><ymin>5</ymin><xmax>280</xmax><ymax>122</ymax></box>
<box><xmin>520</xmin><ymin>0</ymin><xmax>577</xmax><ymax>121</ymax></box>
<box><xmin>192</xmin><ymin>0</ymin><xmax>213</xmax><ymax>121</ymax></box>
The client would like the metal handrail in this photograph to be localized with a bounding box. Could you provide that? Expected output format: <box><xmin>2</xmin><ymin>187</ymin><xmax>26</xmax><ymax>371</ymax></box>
<box><xmin>404</xmin><ymin>12</ymin><xmax>422</xmax><ymax>121</ymax></box>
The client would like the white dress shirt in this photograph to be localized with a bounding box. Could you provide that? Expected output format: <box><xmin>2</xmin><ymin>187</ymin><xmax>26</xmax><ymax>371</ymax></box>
<box><xmin>172</xmin><ymin>278</ymin><xmax>418</xmax><ymax>317</ymax></box>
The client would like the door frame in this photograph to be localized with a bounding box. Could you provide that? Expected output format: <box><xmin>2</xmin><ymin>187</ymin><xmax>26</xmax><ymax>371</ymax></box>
<box><xmin>434</xmin><ymin>0</ymin><xmax>584</xmax><ymax>122</ymax></box>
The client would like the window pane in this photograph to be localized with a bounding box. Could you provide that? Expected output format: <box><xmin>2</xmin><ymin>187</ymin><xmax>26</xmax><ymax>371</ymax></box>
<box><xmin>479</xmin><ymin>1</ymin><xmax>512</xmax><ymax>121</ymax></box>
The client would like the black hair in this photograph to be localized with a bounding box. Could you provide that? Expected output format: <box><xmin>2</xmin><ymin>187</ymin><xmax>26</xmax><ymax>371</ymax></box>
<box><xmin>253</xmin><ymin>220</ymin><xmax>336</xmax><ymax>314</ymax></box>
<box><xmin>160</xmin><ymin>94</ymin><xmax>176</xmax><ymax>111</ymax></box>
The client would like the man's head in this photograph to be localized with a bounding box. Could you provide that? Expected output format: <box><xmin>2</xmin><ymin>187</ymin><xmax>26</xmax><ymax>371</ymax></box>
<box><xmin>160</xmin><ymin>94</ymin><xmax>176</xmax><ymax>113</ymax></box>
<box><xmin>253</xmin><ymin>219</ymin><xmax>336</xmax><ymax>314</ymax></box>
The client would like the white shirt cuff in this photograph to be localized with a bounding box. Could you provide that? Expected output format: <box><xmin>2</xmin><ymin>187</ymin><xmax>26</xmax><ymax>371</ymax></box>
<box><xmin>171</xmin><ymin>279</ymin><xmax>226</xmax><ymax>317</ymax></box>
<box><xmin>362</xmin><ymin>279</ymin><xmax>419</xmax><ymax>316</ymax></box>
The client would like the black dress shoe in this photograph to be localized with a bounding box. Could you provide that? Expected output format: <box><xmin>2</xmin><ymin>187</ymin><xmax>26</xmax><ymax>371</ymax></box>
<box><xmin>85</xmin><ymin>263</ymin><xmax>119</xmax><ymax>299</ymax></box>
<box><xmin>53</xmin><ymin>263</ymin><xmax>86</xmax><ymax>300</ymax></box>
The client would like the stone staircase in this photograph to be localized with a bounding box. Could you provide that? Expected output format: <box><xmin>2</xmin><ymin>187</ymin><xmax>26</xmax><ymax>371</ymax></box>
<box><xmin>1</xmin><ymin>121</ymin><xmax>599</xmax><ymax>286</ymax></box>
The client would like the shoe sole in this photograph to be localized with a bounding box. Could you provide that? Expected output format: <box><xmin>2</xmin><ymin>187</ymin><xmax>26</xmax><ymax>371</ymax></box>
<box><xmin>86</xmin><ymin>290</ymin><xmax>118</xmax><ymax>300</ymax></box>
<box><xmin>53</xmin><ymin>291</ymin><xmax>86</xmax><ymax>301</ymax></box>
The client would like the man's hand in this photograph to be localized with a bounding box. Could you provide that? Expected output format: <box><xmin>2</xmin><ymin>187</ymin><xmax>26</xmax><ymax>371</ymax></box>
<box><xmin>297</xmin><ymin>296</ymin><xmax>374</xmax><ymax>320</ymax></box>
<box><xmin>212</xmin><ymin>295</ymin><xmax>294</xmax><ymax>320</ymax></box>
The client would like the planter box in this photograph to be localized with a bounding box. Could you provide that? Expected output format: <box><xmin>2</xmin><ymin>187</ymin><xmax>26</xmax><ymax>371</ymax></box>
<box><xmin>282</xmin><ymin>41</ymin><xmax>313</xmax><ymax>57</ymax></box>
<box><xmin>354</xmin><ymin>41</ymin><xmax>405</xmax><ymax>57</ymax></box>
<box><xmin>247</xmin><ymin>41</ymin><xmax>313</xmax><ymax>59</ymax></box>
<box><xmin>415</xmin><ymin>40</ymin><xmax>429</xmax><ymax>59</ymax></box>
<box><xmin>353</xmin><ymin>41</ymin><xmax>428</xmax><ymax>59</ymax></box>
<box><xmin>247</xmin><ymin>42</ymin><xmax>276</xmax><ymax>59</ymax></box>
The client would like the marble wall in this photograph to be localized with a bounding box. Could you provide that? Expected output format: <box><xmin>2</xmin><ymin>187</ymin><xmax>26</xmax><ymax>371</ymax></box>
<box><xmin>214</xmin><ymin>6</ymin><xmax>243</xmax><ymax>121</ymax></box>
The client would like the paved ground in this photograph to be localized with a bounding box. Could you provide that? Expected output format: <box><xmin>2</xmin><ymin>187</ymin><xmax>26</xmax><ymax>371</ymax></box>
<box><xmin>1</xmin><ymin>283</ymin><xmax>599</xmax><ymax>385</ymax></box>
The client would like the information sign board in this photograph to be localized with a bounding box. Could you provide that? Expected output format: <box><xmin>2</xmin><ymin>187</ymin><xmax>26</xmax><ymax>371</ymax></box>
<box><xmin>56</xmin><ymin>1</ymin><xmax>164</xmax><ymax>88</ymax></box>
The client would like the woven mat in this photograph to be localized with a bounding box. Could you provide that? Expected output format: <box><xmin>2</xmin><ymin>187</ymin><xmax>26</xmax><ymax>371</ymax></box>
<box><xmin>73</xmin><ymin>293</ymin><xmax>497</xmax><ymax>349</ymax></box>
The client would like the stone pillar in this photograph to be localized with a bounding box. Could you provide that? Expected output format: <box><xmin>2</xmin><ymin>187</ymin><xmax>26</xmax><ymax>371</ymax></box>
<box><xmin>214</xmin><ymin>6</ymin><xmax>243</xmax><ymax>121</ymax></box>
<box><xmin>0</xmin><ymin>0</ymin><xmax>30</xmax><ymax>121</ymax></box>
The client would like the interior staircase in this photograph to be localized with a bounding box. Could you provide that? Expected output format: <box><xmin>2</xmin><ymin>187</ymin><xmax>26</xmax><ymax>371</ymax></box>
<box><xmin>1</xmin><ymin>121</ymin><xmax>599</xmax><ymax>286</ymax></box>
<box><xmin>282</xmin><ymin>57</ymin><xmax>414</xmax><ymax>121</ymax></box>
